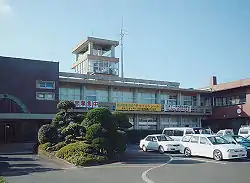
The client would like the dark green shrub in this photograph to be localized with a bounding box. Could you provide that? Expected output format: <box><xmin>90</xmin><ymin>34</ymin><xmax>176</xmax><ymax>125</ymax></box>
<box><xmin>49</xmin><ymin>141</ymin><xmax>67</xmax><ymax>151</ymax></box>
<box><xmin>57</xmin><ymin>100</ymin><xmax>75</xmax><ymax>112</ymax></box>
<box><xmin>56</xmin><ymin>142</ymin><xmax>94</xmax><ymax>159</ymax></box>
<box><xmin>113</xmin><ymin>111</ymin><xmax>132</xmax><ymax>130</ymax></box>
<box><xmin>39</xmin><ymin>142</ymin><xmax>52</xmax><ymax>151</ymax></box>
<box><xmin>61</xmin><ymin>123</ymin><xmax>86</xmax><ymax>137</ymax></box>
<box><xmin>85</xmin><ymin>108</ymin><xmax>115</xmax><ymax>130</ymax></box>
<box><xmin>38</xmin><ymin>124</ymin><xmax>58</xmax><ymax>144</ymax></box>
<box><xmin>85</xmin><ymin>123</ymin><xmax>104</xmax><ymax>140</ymax></box>
<box><xmin>92</xmin><ymin>137</ymin><xmax>110</xmax><ymax>155</ymax></box>
<box><xmin>66</xmin><ymin>153</ymin><xmax>108</xmax><ymax>166</ymax></box>
<box><xmin>114</xmin><ymin>130</ymin><xmax>127</xmax><ymax>153</ymax></box>
<box><xmin>0</xmin><ymin>176</ymin><xmax>7</xmax><ymax>183</ymax></box>
<box><xmin>51</xmin><ymin>111</ymin><xmax>65</xmax><ymax>128</ymax></box>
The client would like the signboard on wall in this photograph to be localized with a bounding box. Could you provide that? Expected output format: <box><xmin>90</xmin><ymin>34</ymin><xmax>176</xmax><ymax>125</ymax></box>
<box><xmin>164</xmin><ymin>105</ymin><xmax>192</xmax><ymax>112</ymax></box>
<box><xmin>115</xmin><ymin>103</ymin><xmax>161</xmax><ymax>112</ymax></box>
<box><xmin>74</xmin><ymin>100</ymin><xmax>99</xmax><ymax>108</ymax></box>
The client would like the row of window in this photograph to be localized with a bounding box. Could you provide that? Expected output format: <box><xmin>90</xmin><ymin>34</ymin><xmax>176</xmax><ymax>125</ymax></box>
<box><xmin>214</xmin><ymin>95</ymin><xmax>246</xmax><ymax>107</ymax></box>
<box><xmin>59</xmin><ymin>87</ymin><xmax>205</xmax><ymax>105</ymax></box>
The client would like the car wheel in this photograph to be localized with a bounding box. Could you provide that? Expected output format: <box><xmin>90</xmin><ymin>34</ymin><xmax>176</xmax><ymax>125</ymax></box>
<box><xmin>142</xmin><ymin>145</ymin><xmax>147</xmax><ymax>152</ymax></box>
<box><xmin>184</xmin><ymin>148</ymin><xmax>191</xmax><ymax>157</ymax></box>
<box><xmin>158</xmin><ymin>145</ymin><xmax>164</xmax><ymax>154</ymax></box>
<box><xmin>213</xmin><ymin>150</ymin><xmax>223</xmax><ymax>161</ymax></box>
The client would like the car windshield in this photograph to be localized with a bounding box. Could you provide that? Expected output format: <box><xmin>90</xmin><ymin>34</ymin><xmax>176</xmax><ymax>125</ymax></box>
<box><xmin>208</xmin><ymin>136</ymin><xmax>231</xmax><ymax>145</ymax></box>
<box><xmin>156</xmin><ymin>135</ymin><xmax>174</xmax><ymax>141</ymax></box>
<box><xmin>233</xmin><ymin>136</ymin><xmax>250</xmax><ymax>143</ymax></box>
<box><xmin>194</xmin><ymin>128</ymin><xmax>212</xmax><ymax>134</ymax></box>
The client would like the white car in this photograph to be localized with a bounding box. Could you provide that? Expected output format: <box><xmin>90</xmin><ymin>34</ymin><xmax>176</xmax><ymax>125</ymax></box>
<box><xmin>139</xmin><ymin>134</ymin><xmax>181</xmax><ymax>153</ymax></box>
<box><xmin>216</xmin><ymin>129</ymin><xmax>234</xmax><ymax>136</ymax></box>
<box><xmin>180</xmin><ymin>134</ymin><xmax>247</xmax><ymax>161</ymax></box>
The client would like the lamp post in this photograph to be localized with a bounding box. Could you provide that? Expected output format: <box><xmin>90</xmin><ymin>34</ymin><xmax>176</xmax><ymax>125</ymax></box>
<box><xmin>4</xmin><ymin>125</ymin><xmax>10</xmax><ymax>144</ymax></box>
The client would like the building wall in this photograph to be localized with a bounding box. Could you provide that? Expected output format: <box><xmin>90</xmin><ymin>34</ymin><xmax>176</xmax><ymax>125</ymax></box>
<box><xmin>0</xmin><ymin>56</ymin><xmax>59</xmax><ymax>114</ymax></box>
<box><xmin>210</xmin><ymin>87</ymin><xmax>250</xmax><ymax>119</ymax></box>
<box><xmin>59</xmin><ymin>81</ymin><xmax>211</xmax><ymax>130</ymax></box>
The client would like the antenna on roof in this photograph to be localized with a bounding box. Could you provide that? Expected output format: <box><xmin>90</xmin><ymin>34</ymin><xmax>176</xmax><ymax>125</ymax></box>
<box><xmin>91</xmin><ymin>30</ymin><xmax>94</xmax><ymax>37</ymax></box>
<box><xmin>120</xmin><ymin>15</ymin><xmax>128</xmax><ymax>81</ymax></box>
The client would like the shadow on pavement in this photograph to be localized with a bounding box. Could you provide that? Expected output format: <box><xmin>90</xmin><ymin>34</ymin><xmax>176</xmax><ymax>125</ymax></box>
<box><xmin>0</xmin><ymin>155</ymin><xmax>61</xmax><ymax>177</ymax></box>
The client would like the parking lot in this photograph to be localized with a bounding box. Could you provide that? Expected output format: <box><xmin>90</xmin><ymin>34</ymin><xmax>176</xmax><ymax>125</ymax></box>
<box><xmin>1</xmin><ymin>145</ymin><xmax>250</xmax><ymax>183</ymax></box>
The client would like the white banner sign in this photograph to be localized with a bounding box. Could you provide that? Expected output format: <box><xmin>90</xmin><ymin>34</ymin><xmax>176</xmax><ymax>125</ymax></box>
<box><xmin>74</xmin><ymin>100</ymin><xmax>99</xmax><ymax>108</ymax></box>
<box><xmin>164</xmin><ymin>105</ymin><xmax>191</xmax><ymax>112</ymax></box>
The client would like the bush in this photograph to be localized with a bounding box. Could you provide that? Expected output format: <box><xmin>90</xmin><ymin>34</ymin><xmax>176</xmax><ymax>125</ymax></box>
<box><xmin>57</xmin><ymin>100</ymin><xmax>75</xmax><ymax>112</ymax></box>
<box><xmin>49</xmin><ymin>142</ymin><xmax>67</xmax><ymax>151</ymax></box>
<box><xmin>92</xmin><ymin>137</ymin><xmax>110</xmax><ymax>155</ymax></box>
<box><xmin>38</xmin><ymin>124</ymin><xmax>58</xmax><ymax>144</ymax></box>
<box><xmin>85</xmin><ymin>108</ymin><xmax>115</xmax><ymax>130</ymax></box>
<box><xmin>56</xmin><ymin>142</ymin><xmax>94</xmax><ymax>160</ymax></box>
<box><xmin>113</xmin><ymin>111</ymin><xmax>132</xmax><ymax>130</ymax></box>
<box><xmin>0</xmin><ymin>177</ymin><xmax>7</xmax><ymax>183</ymax></box>
<box><xmin>61</xmin><ymin>123</ymin><xmax>86</xmax><ymax>138</ymax></box>
<box><xmin>114</xmin><ymin>130</ymin><xmax>127</xmax><ymax>153</ymax></box>
<box><xmin>85</xmin><ymin>123</ymin><xmax>104</xmax><ymax>140</ymax></box>
<box><xmin>39</xmin><ymin>142</ymin><xmax>52</xmax><ymax>151</ymax></box>
<box><xmin>51</xmin><ymin>111</ymin><xmax>65</xmax><ymax>128</ymax></box>
<box><xmin>126</xmin><ymin>130</ymin><xmax>162</xmax><ymax>144</ymax></box>
<box><xmin>67</xmin><ymin>153</ymin><xmax>108</xmax><ymax>166</ymax></box>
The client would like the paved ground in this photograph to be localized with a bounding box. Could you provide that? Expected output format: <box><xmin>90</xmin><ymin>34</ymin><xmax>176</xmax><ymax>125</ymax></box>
<box><xmin>1</xmin><ymin>145</ymin><xmax>250</xmax><ymax>183</ymax></box>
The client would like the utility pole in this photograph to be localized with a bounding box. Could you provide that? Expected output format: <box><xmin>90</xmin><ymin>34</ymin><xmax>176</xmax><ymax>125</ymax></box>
<box><xmin>120</xmin><ymin>16</ymin><xmax>127</xmax><ymax>81</ymax></box>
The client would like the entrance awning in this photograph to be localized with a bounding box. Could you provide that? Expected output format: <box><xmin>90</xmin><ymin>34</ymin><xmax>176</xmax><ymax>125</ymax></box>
<box><xmin>0</xmin><ymin>113</ymin><xmax>55</xmax><ymax>120</ymax></box>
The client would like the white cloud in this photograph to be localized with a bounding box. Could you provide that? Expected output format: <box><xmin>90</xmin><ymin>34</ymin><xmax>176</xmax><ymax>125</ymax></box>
<box><xmin>0</xmin><ymin>0</ymin><xmax>12</xmax><ymax>16</ymax></box>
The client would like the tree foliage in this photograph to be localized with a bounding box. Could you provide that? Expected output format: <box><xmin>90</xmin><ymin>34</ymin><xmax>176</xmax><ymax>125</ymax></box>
<box><xmin>57</xmin><ymin>100</ymin><xmax>75</xmax><ymax>113</ymax></box>
<box><xmin>38</xmin><ymin>124</ymin><xmax>58</xmax><ymax>144</ymax></box>
<box><xmin>85</xmin><ymin>108</ymin><xmax>115</xmax><ymax>130</ymax></box>
<box><xmin>112</xmin><ymin>111</ymin><xmax>132</xmax><ymax>130</ymax></box>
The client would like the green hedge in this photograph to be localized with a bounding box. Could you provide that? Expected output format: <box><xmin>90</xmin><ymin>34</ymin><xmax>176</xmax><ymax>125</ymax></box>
<box><xmin>56</xmin><ymin>141</ymin><xmax>94</xmax><ymax>159</ymax></box>
<box><xmin>55</xmin><ymin>141</ymin><xmax>107</xmax><ymax>166</ymax></box>
<box><xmin>39</xmin><ymin>142</ymin><xmax>52</xmax><ymax>151</ymax></box>
<box><xmin>0</xmin><ymin>177</ymin><xmax>7</xmax><ymax>183</ymax></box>
<box><xmin>126</xmin><ymin>130</ymin><xmax>162</xmax><ymax>144</ymax></box>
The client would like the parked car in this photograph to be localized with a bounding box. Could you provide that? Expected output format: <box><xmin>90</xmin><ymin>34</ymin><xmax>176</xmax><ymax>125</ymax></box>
<box><xmin>238</xmin><ymin>125</ymin><xmax>250</xmax><ymax>138</ymax></box>
<box><xmin>222</xmin><ymin>135</ymin><xmax>250</xmax><ymax>156</ymax></box>
<box><xmin>139</xmin><ymin>134</ymin><xmax>181</xmax><ymax>153</ymax></box>
<box><xmin>193</xmin><ymin>127</ymin><xmax>214</xmax><ymax>135</ymax></box>
<box><xmin>216</xmin><ymin>129</ymin><xmax>234</xmax><ymax>136</ymax></box>
<box><xmin>162</xmin><ymin>127</ymin><xmax>195</xmax><ymax>141</ymax></box>
<box><xmin>180</xmin><ymin>134</ymin><xmax>247</xmax><ymax>161</ymax></box>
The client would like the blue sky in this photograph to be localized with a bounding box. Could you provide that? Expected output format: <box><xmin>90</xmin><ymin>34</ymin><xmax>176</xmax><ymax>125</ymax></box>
<box><xmin>0</xmin><ymin>0</ymin><xmax>250</xmax><ymax>88</ymax></box>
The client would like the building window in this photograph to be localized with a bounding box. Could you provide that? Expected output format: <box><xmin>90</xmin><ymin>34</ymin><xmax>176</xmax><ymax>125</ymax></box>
<box><xmin>36</xmin><ymin>92</ymin><xmax>55</xmax><ymax>100</ymax></box>
<box><xmin>37</xmin><ymin>80</ymin><xmax>55</xmax><ymax>89</ymax></box>
<box><xmin>59</xmin><ymin>87</ymin><xmax>81</xmax><ymax>100</ymax></box>
<box><xmin>214</xmin><ymin>94</ymin><xmax>246</xmax><ymax>107</ymax></box>
<box><xmin>138</xmin><ymin>92</ymin><xmax>156</xmax><ymax>104</ymax></box>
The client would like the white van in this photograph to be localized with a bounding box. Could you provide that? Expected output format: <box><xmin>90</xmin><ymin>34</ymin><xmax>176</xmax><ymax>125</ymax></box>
<box><xmin>162</xmin><ymin>127</ymin><xmax>195</xmax><ymax>141</ymax></box>
<box><xmin>238</xmin><ymin>125</ymin><xmax>250</xmax><ymax>138</ymax></box>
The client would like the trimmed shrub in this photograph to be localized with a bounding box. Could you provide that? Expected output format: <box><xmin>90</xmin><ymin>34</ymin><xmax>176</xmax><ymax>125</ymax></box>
<box><xmin>39</xmin><ymin>142</ymin><xmax>52</xmax><ymax>151</ymax></box>
<box><xmin>85</xmin><ymin>123</ymin><xmax>104</xmax><ymax>140</ymax></box>
<box><xmin>67</xmin><ymin>153</ymin><xmax>108</xmax><ymax>166</ymax></box>
<box><xmin>56</xmin><ymin>142</ymin><xmax>94</xmax><ymax>160</ymax></box>
<box><xmin>61</xmin><ymin>123</ymin><xmax>86</xmax><ymax>138</ymax></box>
<box><xmin>51</xmin><ymin>111</ymin><xmax>65</xmax><ymax>128</ymax></box>
<box><xmin>0</xmin><ymin>176</ymin><xmax>7</xmax><ymax>183</ymax></box>
<box><xmin>38</xmin><ymin>124</ymin><xmax>58</xmax><ymax>144</ymax></box>
<box><xmin>114</xmin><ymin>130</ymin><xmax>127</xmax><ymax>153</ymax></box>
<box><xmin>92</xmin><ymin>137</ymin><xmax>110</xmax><ymax>155</ymax></box>
<box><xmin>57</xmin><ymin>100</ymin><xmax>75</xmax><ymax>112</ymax></box>
<box><xmin>113</xmin><ymin>111</ymin><xmax>132</xmax><ymax>130</ymax></box>
<box><xmin>85</xmin><ymin>108</ymin><xmax>115</xmax><ymax>130</ymax></box>
<box><xmin>49</xmin><ymin>141</ymin><xmax>67</xmax><ymax>151</ymax></box>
